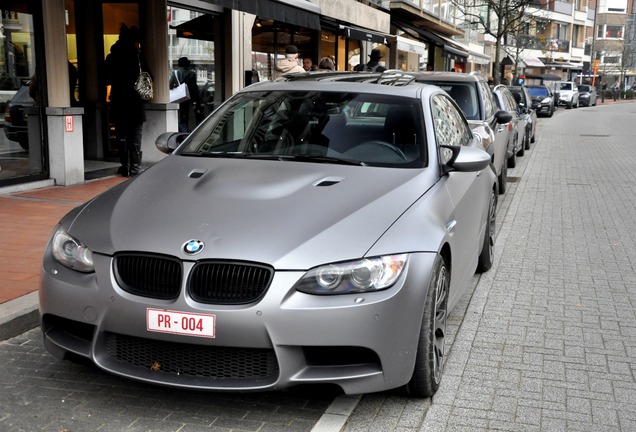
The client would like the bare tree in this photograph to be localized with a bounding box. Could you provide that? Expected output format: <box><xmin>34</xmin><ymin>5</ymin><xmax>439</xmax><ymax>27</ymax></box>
<box><xmin>454</xmin><ymin>0</ymin><xmax>550</xmax><ymax>83</ymax></box>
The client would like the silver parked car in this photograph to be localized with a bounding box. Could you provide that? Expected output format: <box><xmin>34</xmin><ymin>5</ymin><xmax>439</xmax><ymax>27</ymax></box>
<box><xmin>492</xmin><ymin>84</ymin><xmax>525</xmax><ymax>168</ymax></box>
<box><xmin>408</xmin><ymin>71</ymin><xmax>512</xmax><ymax>194</ymax></box>
<box><xmin>508</xmin><ymin>85</ymin><xmax>537</xmax><ymax>149</ymax></box>
<box><xmin>40</xmin><ymin>73</ymin><xmax>497</xmax><ymax>398</ymax></box>
<box><xmin>577</xmin><ymin>84</ymin><xmax>597</xmax><ymax>107</ymax></box>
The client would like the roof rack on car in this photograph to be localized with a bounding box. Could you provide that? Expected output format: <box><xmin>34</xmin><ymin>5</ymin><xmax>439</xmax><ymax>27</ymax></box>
<box><xmin>275</xmin><ymin>70</ymin><xmax>416</xmax><ymax>86</ymax></box>
<box><xmin>374</xmin><ymin>70</ymin><xmax>416</xmax><ymax>86</ymax></box>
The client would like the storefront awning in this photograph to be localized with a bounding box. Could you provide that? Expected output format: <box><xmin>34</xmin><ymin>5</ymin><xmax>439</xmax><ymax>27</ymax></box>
<box><xmin>339</xmin><ymin>25</ymin><xmax>393</xmax><ymax>45</ymax></box>
<box><xmin>543</xmin><ymin>61</ymin><xmax>583</xmax><ymax>70</ymax></box>
<box><xmin>468</xmin><ymin>52</ymin><xmax>490</xmax><ymax>65</ymax></box>
<box><xmin>393</xmin><ymin>19</ymin><xmax>447</xmax><ymax>46</ymax></box>
<box><xmin>522</xmin><ymin>57</ymin><xmax>545</xmax><ymax>68</ymax></box>
<box><xmin>171</xmin><ymin>14</ymin><xmax>216</xmax><ymax>41</ymax></box>
<box><xmin>396</xmin><ymin>35</ymin><xmax>427</xmax><ymax>55</ymax></box>
<box><xmin>208</xmin><ymin>0</ymin><xmax>321</xmax><ymax>30</ymax></box>
<box><xmin>436</xmin><ymin>33</ymin><xmax>470</xmax><ymax>62</ymax></box>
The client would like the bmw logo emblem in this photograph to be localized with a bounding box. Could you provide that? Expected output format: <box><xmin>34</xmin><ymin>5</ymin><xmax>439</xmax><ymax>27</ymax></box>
<box><xmin>183</xmin><ymin>239</ymin><xmax>205</xmax><ymax>255</ymax></box>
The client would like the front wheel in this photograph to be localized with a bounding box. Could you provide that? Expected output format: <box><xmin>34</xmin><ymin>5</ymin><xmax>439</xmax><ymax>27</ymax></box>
<box><xmin>497</xmin><ymin>160</ymin><xmax>507</xmax><ymax>194</ymax></box>
<box><xmin>404</xmin><ymin>255</ymin><xmax>449</xmax><ymax>398</ymax></box>
<box><xmin>477</xmin><ymin>186</ymin><xmax>496</xmax><ymax>273</ymax></box>
<box><xmin>507</xmin><ymin>148</ymin><xmax>517</xmax><ymax>168</ymax></box>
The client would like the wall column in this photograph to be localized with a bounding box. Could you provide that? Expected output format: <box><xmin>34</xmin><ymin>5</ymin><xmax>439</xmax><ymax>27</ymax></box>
<box><xmin>42</xmin><ymin>0</ymin><xmax>84</xmax><ymax>185</ymax></box>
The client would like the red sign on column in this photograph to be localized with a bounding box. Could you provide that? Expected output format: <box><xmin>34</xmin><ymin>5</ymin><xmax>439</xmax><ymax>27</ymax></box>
<box><xmin>65</xmin><ymin>115</ymin><xmax>74</xmax><ymax>132</ymax></box>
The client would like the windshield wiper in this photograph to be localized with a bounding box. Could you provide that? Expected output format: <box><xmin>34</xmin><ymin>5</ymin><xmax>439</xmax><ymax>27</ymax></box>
<box><xmin>275</xmin><ymin>154</ymin><xmax>366</xmax><ymax>166</ymax></box>
<box><xmin>181</xmin><ymin>152</ymin><xmax>366</xmax><ymax>166</ymax></box>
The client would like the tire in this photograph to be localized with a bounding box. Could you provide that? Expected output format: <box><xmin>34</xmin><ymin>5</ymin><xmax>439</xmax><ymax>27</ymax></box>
<box><xmin>548</xmin><ymin>106</ymin><xmax>554</xmax><ymax>117</ymax></box>
<box><xmin>525</xmin><ymin>130</ymin><xmax>531</xmax><ymax>150</ymax></box>
<box><xmin>518</xmin><ymin>136</ymin><xmax>525</xmax><ymax>156</ymax></box>
<box><xmin>531</xmin><ymin>132</ymin><xmax>536</xmax><ymax>144</ymax></box>
<box><xmin>497</xmin><ymin>160</ymin><xmax>507</xmax><ymax>194</ymax></box>
<box><xmin>507</xmin><ymin>148</ymin><xmax>517</xmax><ymax>168</ymax></box>
<box><xmin>476</xmin><ymin>186</ymin><xmax>496</xmax><ymax>273</ymax></box>
<box><xmin>404</xmin><ymin>254</ymin><xmax>449</xmax><ymax>398</ymax></box>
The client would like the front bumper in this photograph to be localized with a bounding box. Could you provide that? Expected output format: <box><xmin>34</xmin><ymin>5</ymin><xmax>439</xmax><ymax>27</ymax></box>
<box><xmin>40</xmin><ymin>249</ymin><xmax>437</xmax><ymax>395</ymax></box>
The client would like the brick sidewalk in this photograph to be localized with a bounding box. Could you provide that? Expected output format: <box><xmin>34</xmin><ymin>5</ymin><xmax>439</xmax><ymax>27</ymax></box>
<box><xmin>0</xmin><ymin>176</ymin><xmax>126</xmax><ymax>304</ymax></box>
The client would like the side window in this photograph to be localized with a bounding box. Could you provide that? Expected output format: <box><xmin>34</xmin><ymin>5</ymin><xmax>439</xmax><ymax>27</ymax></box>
<box><xmin>505</xmin><ymin>92</ymin><xmax>517</xmax><ymax>109</ymax></box>
<box><xmin>479</xmin><ymin>80</ymin><xmax>496</xmax><ymax>118</ymax></box>
<box><xmin>431</xmin><ymin>94</ymin><xmax>473</xmax><ymax>165</ymax></box>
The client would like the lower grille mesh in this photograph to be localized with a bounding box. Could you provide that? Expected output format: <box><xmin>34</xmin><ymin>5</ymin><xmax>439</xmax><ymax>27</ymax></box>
<box><xmin>105</xmin><ymin>333</ymin><xmax>279</xmax><ymax>383</ymax></box>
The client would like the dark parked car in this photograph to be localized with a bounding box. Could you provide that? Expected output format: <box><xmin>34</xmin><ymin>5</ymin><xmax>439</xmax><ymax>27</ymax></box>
<box><xmin>409</xmin><ymin>71</ymin><xmax>513</xmax><ymax>193</ymax></box>
<box><xmin>526</xmin><ymin>84</ymin><xmax>556</xmax><ymax>117</ymax></box>
<box><xmin>508</xmin><ymin>85</ymin><xmax>537</xmax><ymax>148</ymax></box>
<box><xmin>578</xmin><ymin>84</ymin><xmax>597</xmax><ymax>107</ymax></box>
<box><xmin>40</xmin><ymin>71</ymin><xmax>498</xmax><ymax>398</ymax></box>
<box><xmin>3</xmin><ymin>83</ymin><xmax>34</xmax><ymax>151</ymax></box>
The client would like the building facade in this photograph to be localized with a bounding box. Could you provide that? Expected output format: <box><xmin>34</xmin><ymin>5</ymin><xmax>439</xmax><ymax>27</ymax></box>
<box><xmin>0</xmin><ymin>0</ymin><xmax>472</xmax><ymax>191</ymax></box>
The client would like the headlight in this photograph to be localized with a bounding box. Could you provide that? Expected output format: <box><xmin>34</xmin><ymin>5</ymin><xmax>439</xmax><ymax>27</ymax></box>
<box><xmin>294</xmin><ymin>254</ymin><xmax>408</xmax><ymax>295</ymax></box>
<box><xmin>51</xmin><ymin>228</ymin><xmax>94</xmax><ymax>273</ymax></box>
<box><xmin>541</xmin><ymin>97</ymin><xmax>551</xmax><ymax>104</ymax></box>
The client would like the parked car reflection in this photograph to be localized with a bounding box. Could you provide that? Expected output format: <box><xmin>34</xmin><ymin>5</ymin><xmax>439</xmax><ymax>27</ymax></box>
<box><xmin>3</xmin><ymin>83</ymin><xmax>34</xmax><ymax>151</ymax></box>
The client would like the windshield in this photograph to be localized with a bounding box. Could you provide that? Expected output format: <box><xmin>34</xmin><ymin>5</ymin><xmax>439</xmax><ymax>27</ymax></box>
<box><xmin>560</xmin><ymin>82</ymin><xmax>573</xmax><ymax>91</ymax></box>
<box><xmin>527</xmin><ymin>87</ymin><xmax>549</xmax><ymax>97</ymax></box>
<box><xmin>179</xmin><ymin>90</ymin><xmax>426</xmax><ymax>168</ymax></box>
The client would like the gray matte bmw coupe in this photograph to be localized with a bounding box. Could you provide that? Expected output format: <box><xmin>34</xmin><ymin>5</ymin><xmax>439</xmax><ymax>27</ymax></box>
<box><xmin>40</xmin><ymin>72</ymin><xmax>497</xmax><ymax>397</ymax></box>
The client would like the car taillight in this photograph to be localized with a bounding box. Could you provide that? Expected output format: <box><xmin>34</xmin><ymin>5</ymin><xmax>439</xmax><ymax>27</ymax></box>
<box><xmin>4</xmin><ymin>106</ymin><xmax>11</xmax><ymax>123</ymax></box>
<box><xmin>508</xmin><ymin>123</ymin><xmax>512</xmax><ymax>132</ymax></box>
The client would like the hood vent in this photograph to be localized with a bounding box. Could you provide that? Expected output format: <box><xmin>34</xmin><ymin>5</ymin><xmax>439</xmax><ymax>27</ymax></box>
<box><xmin>188</xmin><ymin>169</ymin><xmax>207</xmax><ymax>179</ymax></box>
<box><xmin>314</xmin><ymin>177</ymin><xmax>343</xmax><ymax>187</ymax></box>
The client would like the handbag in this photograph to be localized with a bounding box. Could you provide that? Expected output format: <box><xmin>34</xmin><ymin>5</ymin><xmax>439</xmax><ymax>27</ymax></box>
<box><xmin>170</xmin><ymin>71</ymin><xmax>191</xmax><ymax>103</ymax></box>
<box><xmin>134</xmin><ymin>57</ymin><xmax>153</xmax><ymax>101</ymax></box>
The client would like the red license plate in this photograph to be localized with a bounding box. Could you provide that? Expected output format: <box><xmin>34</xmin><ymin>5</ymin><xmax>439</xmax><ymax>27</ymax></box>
<box><xmin>147</xmin><ymin>308</ymin><xmax>216</xmax><ymax>338</ymax></box>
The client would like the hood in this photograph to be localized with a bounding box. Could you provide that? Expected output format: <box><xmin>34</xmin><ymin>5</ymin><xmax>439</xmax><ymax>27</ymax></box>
<box><xmin>68</xmin><ymin>156</ymin><xmax>437</xmax><ymax>269</ymax></box>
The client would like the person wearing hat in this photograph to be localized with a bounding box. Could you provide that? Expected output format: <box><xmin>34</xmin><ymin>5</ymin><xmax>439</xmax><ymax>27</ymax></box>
<box><xmin>354</xmin><ymin>48</ymin><xmax>386</xmax><ymax>72</ymax></box>
<box><xmin>275</xmin><ymin>45</ymin><xmax>305</xmax><ymax>77</ymax></box>
<box><xmin>170</xmin><ymin>56</ymin><xmax>201</xmax><ymax>132</ymax></box>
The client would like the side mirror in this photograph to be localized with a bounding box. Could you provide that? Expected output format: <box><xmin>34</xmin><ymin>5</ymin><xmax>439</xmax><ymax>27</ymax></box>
<box><xmin>441</xmin><ymin>145</ymin><xmax>491</xmax><ymax>174</ymax></box>
<box><xmin>155</xmin><ymin>132</ymin><xmax>189</xmax><ymax>154</ymax></box>
<box><xmin>494</xmin><ymin>110</ymin><xmax>512</xmax><ymax>124</ymax></box>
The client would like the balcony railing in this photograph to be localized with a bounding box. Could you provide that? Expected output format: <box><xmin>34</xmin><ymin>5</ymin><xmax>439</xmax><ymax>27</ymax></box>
<box><xmin>510</xmin><ymin>34</ymin><xmax>571</xmax><ymax>53</ymax></box>
<box><xmin>529</xmin><ymin>0</ymin><xmax>574</xmax><ymax>15</ymax></box>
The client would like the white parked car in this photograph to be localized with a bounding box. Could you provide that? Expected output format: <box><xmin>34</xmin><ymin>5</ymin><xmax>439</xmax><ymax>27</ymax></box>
<box><xmin>558</xmin><ymin>81</ymin><xmax>579</xmax><ymax>109</ymax></box>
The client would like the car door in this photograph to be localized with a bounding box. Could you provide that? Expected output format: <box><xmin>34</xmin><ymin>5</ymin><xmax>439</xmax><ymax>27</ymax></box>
<box><xmin>480</xmin><ymin>81</ymin><xmax>509</xmax><ymax>170</ymax></box>
<box><xmin>431</xmin><ymin>93</ymin><xmax>488</xmax><ymax>292</ymax></box>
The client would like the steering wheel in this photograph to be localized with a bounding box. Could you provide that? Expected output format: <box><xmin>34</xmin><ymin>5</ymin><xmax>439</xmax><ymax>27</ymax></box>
<box><xmin>360</xmin><ymin>140</ymin><xmax>407</xmax><ymax>160</ymax></box>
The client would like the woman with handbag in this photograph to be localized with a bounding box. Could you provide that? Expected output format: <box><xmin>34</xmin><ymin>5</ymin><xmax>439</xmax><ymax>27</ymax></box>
<box><xmin>169</xmin><ymin>57</ymin><xmax>200</xmax><ymax>132</ymax></box>
<box><xmin>104</xmin><ymin>24</ymin><xmax>151</xmax><ymax>177</ymax></box>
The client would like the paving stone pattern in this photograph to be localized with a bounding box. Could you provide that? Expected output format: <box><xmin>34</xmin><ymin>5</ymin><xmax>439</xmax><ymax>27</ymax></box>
<box><xmin>344</xmin><ymin>102</ymin><xmax>636</xmax><ymax>431</ymax></box>
<box><xmin>0</xmin><ymin>329</ymin><xmax>337</xmax><ymax>431</ymax></box>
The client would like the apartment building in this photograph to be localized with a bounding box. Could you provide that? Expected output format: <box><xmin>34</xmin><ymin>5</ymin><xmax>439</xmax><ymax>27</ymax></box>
<box><xmin>592</xmin><ymin>0</ymin><xmax>635</xmax><ymax>89</ymax></box>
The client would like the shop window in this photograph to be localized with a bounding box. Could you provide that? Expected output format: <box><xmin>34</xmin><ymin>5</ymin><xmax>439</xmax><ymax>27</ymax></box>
<box><xmin>0</xmin><ymin>1</ymin><xmax>46</xmax><ymax>185</ymax></box>
<box><xmin>251</xmin><ymin>19</ymin><xmax>312</xmax><ymax>81</ymax></box>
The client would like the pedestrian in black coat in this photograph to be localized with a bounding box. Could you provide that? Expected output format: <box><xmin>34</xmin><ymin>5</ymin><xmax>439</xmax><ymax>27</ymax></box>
<box><xmin>105</xmin><ymin>24</ymin><xmax>150</xmax><ymax>176</ymax></box>
<box><xmin>169</xmin><ymin>57</ymin><xmax>201</xmax><ymax>132</ymax></box>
